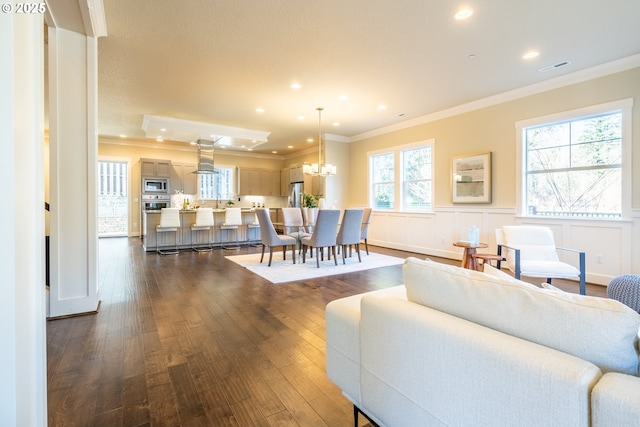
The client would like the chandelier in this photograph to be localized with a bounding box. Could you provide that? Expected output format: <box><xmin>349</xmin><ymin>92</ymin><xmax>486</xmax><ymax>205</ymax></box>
<box><xmin>303</xmin><ymin>107</ymin><xmax>337</xmax><ymax>176</ymax></box>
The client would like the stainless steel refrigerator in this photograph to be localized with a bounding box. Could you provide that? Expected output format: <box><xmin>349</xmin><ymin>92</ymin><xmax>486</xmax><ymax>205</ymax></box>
<box><xmin>289</xmin><ymin>182</ymin><xmax>303</xmax><ymax>207</ymax></box>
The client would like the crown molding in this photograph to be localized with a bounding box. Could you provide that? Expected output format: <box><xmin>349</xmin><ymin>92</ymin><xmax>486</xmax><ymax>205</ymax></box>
<box><xmin>351</xmin><ymin>53</ymin><xmax>640</xmax><ymax>142</ymax></box>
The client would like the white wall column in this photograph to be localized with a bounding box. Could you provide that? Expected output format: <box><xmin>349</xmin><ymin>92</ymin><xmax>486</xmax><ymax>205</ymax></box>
<box><xmin>0</xmin><ymin>9</ymin><xmax>47</xmax><ymax>427</ymax></box>
<box><xmin>48</xmin><ymin>27</ymin><xmax>100</xmax><ymax>317</ymax></box>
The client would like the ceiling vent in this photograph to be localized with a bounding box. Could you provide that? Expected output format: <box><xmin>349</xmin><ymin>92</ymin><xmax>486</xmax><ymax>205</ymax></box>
<box><xmin>538</xmin><ymin>60</ymin><xmax>572</xmax><ymax>73</ymax></box>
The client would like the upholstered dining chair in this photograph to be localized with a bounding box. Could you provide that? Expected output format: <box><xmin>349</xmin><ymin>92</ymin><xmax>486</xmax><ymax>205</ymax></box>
<box><xmin>496</xmin><ymin>225</ymin><xmax>586</xmax><ymax>295</ymax></box>
<box><xmin>301</xmin><ymin>209</ymin><xmax>341</xmax><ymax>268</ymax></box>
<box><xmin>281</xmin><ymin>207</ymin><xmax>310</xmax><ymax>241</ymax></box>
<box><xmin>360</xmin><ymin>207</ymin><xmax>372</xmax><ymax>255</ymax></box>
<box><xmin>336</xmin><ymin>209</ymin><xmax>365</xmax><ymax>264</ymax></box>
<box><xmin>156</xmin><ymin>207</ymin><xmax>181</xmax><ymax>255</ymax></box>
<box><xmin>255</xmin><ymin>208</ymin><xmax>297</xmax><ymax>266</ymax></box>
<box><xmin>301</xmin><ymin>207</ymin><xmax>319</xmax><ymax>234</ymax></box>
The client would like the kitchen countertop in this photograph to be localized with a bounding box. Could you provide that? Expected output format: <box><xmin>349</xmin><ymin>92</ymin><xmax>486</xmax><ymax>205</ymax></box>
<box><xmin>144</xmin><ymin>208</ymin><xmax>278</xmax><ymax>214</ymax></box>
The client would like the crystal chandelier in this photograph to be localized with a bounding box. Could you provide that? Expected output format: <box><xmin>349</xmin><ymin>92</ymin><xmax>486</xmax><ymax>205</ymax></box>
<box><xmin>303</xmin><ymin>107</ymin><xmax>337</xmax><ymax>176</ymax></box>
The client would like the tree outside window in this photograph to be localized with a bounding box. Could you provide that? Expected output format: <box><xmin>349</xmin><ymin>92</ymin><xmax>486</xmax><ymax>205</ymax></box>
<box><xmin>198</xmin><ymin>166</ymin><xmax>235</xmax><ymax>200</ymax></box>
<box><xmin>402</xmin><ymin>146</ymin><xmax>432</xmax><ymax>211</ymax></box>
<box><xmin>371</xmin><ymin>153</ymin><xmax>394</xmax><ymax>209</ymax></box>
<box><xmin>524</xmin><ymin>111</ymin><xmax>622</xmax><ymax>218</ymax></box>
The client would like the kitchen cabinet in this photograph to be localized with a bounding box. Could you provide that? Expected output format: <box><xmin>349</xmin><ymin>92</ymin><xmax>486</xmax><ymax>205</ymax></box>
<box><xmin>239</xmin><ymin>168</ymin><xmax>280</xmax><ymax>196</ymax></box>
<box><xmin>289</xmin><ymin>165</ymin><xmax>304</xmax><ymax>183</ymax></box>
<box><xmin>141</xmin><ymin>158</ymin><xmax>171</xmax><ymax>177</ymax></box>
<box><xmin>238</xmin><ymin>168</ymin><xmax>261</xmax><ymax>195</ymax></box>
<box><xmin>170</xmin><ymin>162</ymin><xmax>198</xmax><ymax>194</ymax></box>
<box><xmin>280</xmin><ymin>168</ymin><xmax>290</xmax><ymax>196</ymax></box>
<box><xmin>304</xmin><ymin>174</ymin><xmax>324</xmax><ymax>197</ymax></box>
<box><xmin>260</xmin><ymin>170</ymin><xmax>280</xmax><ymax>196</ymax></box>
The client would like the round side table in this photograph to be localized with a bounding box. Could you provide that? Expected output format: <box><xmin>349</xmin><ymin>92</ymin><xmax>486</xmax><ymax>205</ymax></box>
<box><xmin>453</xmin><ymin>241</ymin><xmax>488</xmax><ymax>270</ymax></box>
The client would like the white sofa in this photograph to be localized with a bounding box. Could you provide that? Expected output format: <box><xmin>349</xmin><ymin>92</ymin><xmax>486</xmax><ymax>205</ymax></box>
<box><xmin>326</xmin><ymin>257</ymin><xmax>640</xmax><ymax>427</ymax></box>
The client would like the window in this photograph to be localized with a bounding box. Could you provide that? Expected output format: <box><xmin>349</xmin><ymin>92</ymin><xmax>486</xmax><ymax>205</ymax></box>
<box><xmin>198</xmin><ymin>166</ymin><xmax>235</xmax><ymax>200</ymax></box>
<box><xmin>369</xmin><ymin>140</ymin><xmax>434</xmax><ymax>211</ymax></box>
<box><xmin>402</xmin><ymin>146</ymin><xmax>432</xmax><ymax>211</ymax></box>
<box><xmin>371</xmin><ymin>153</ymin><xmax>394</xmax><ymax>209</ymax></box>
<box><xmin>517</xmin><ymin>99</ymin><xmax>632</xmax><ymax>219</ymax></box>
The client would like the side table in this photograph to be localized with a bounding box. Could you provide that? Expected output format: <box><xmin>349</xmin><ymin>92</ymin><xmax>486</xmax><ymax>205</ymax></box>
<box><xmin>453</xmin><ymin>241</ymin><xmax>488</xmax><ymax>271</ymax></box>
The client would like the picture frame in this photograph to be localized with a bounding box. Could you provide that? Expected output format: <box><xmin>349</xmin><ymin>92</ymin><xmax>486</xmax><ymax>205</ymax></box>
<box><xmin>451</xmin><ymin>152</ymin><xmax>491</xmax><ymax>203</ymax></box>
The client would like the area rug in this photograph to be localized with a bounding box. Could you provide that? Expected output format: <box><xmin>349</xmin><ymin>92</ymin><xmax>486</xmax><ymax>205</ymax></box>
<box><xmin>225</xmin><ymin>251</ymin><xmax>405</xmax><ymax>284</ymax></box>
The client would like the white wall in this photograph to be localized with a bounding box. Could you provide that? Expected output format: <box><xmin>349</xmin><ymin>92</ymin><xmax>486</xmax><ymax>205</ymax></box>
<box><xmin>1</xmin><ymin>11</ymin><xmax>47</xmax><ymax>427</ymax></box>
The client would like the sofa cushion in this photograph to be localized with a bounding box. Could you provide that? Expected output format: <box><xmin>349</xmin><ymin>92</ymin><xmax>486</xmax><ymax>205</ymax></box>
<box><xmin>403</xmin><ymin>257</ymin><xmax>640</xmax><ymax>375</ymax></box>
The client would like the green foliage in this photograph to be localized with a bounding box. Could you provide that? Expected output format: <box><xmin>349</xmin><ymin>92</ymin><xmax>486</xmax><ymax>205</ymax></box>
<box><xmin>302</xmin><ymin>192</ymin><xmax>317</xmax><ymax>208</ymax></box>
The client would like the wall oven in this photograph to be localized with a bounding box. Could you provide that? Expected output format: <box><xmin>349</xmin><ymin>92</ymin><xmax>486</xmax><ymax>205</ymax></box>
<box><xmin>142</xmin><ymin>177</ymin><xmax>170</xmax><ymax>193</ymax></box>
<box><xmin>142</xmin><ymin>194</ymin><xmax>171</xmax><ymax>211</ymax></box>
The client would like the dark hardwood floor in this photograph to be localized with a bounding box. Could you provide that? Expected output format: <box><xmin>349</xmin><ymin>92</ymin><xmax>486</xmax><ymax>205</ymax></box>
<box><xmin>46</xmin><ymin>237</ymin><xmax>605</xmax><ymax>426</ymax></box>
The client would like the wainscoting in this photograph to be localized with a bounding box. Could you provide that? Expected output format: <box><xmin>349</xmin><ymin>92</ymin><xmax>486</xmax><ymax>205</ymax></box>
<box><xmin>368</xmin><ymin>207</ymin><xmax>640</xmax><ymax>286</ymax></box>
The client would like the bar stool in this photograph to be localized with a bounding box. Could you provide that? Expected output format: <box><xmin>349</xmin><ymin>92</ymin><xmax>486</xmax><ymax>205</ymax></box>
<box><xmin>156</xmin><ymin>207</ymin><xmax>181</xmax><ymax>255</ymax></box>
<box><xmin>246</xmin><ymin>212</ymin><xmax>261</xmax><ymax>247</ymax></box>
<box><xmin>191</xmin><ymin>208</ymin><xmax>214</xmax><ymax>252</ymax></box>
<box><xmin>220</xmin><ymin>207</ymin><xmax>242</xmax><ymax>249</ymax></box>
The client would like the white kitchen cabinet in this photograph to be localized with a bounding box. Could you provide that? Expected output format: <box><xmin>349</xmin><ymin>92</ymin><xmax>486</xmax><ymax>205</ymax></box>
<box><xmin>304</xmin><ymin>174</ymin><xmax>324</xmax><ymax>197</ymax></box>
<box><xmin>141</xmin><ymin>158</ymin><xmax>172</xmax><ymax>177</ymax></box>
<box><xmin>170</xmin><ymin>162</ymin><xmax>198</xmax><ymax>194</ymax></box>
<box><xmin>289</xmin><ymin>164</ymin><xmax>304</xmax><ymax>183</ymax></box>
<box><xmin>238</xmin><ymin>168</ymin><xmax>261</xmax><ymax>195</ymax></box>
<box><xmin>280</xmin><ymin>168</ymin><xmax>290</xmax><ymax>196</ymax></box>
<box><xmin>260</xmin><ymin>170</ymin><xmax>280</xmax><ymax>196</ymax></box>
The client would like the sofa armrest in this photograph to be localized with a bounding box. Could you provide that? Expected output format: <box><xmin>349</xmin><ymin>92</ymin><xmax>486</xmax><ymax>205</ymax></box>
<box><xmin>592</xmin><ymin>372</ymin><xmax>640</xmax><ymax>427</ymax></box>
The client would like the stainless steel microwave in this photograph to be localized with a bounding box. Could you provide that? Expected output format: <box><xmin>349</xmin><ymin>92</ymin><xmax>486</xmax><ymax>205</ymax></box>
<box><xmin>142</xmin><ymin>177</ymin><xmax>169</xmax><ymax>193</ymax></box>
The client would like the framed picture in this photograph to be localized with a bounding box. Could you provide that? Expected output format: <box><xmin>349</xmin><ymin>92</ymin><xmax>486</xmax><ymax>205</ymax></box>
<box><xmin>451</xmin><ymin>152</ymin><xmax>491</xmax><ymax>203</ymax></box>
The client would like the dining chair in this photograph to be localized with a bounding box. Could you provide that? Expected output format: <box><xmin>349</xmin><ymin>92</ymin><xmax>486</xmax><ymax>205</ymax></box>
<box><xmin>496</xmin><ymin>225</ymin><xmax>586</xmax><ymax>295</ymax></box>
<box><xmin>190</xmin><ymin>207</ymin><xmax>214</xmax><ymax>252</ymax></box>
<box><xmin>301</xmin><ymin>209</ymin><xmax>341</xmax><ymax>268</ymax></box>
<box><xmin>336</xmin><ymin>209</ymin><xmax>365</xmax><ymax>264</ymax></box>
<box><xmin>156</xmin><ymin>207</ymin><xmax>181</xmax><ymax>255</ymax></box>
<box><xmin>360</xmin><ymin>207</ymin><xmax>372</xmax><ymax>255</ymax></box>
<box><xmin>301</xmin><ymin>207</ymin><xmax>319</xmax><ymax>233</ymax></box>
<box><xmin>255</xmin><ymin>208</ymin><xmax>297</xmax><ymax>266</ymax></box>
<box><xmin>281</xmin><ymin>207</ymin><xmax>310</xmax><ymax>240</ymax></box>
<box><xmin>220</xmin><ymin>207</ymin><xmax>242</xmax><ymax>249</ymax></box>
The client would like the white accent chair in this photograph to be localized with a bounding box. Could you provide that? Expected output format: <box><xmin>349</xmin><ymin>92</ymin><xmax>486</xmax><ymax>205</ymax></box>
<box><xmin>156</xmin><ymin>208</ymin><xmax>181</xmax><ymax>255</ymax></box>
<box><xmin>255</xmin><ymin>208</ymin><xmax>297</xmax><ymax>266</ymax></box>
<box><xmin>220</xmin><ymin>207</ymin><xmax>242</xmax><ymax>249</ymax></box>
<box><xmin>190</xmin><ymin>208</ymin><xmax>214</xmax><ymax>252</ymax></box>
<box><xmin>496</xmin><ymin>225</ymin><xmax>586</xmax><ymax>294</ymax></box>
<box><xmin>301</xmin><ymin>209</ymin><xmax>341</xmax><ymax>268</ymax></box>
<box><xmin>336</xmin><ymin>209</ymin><xmax>365</xmax><ymax>264</ymax></box>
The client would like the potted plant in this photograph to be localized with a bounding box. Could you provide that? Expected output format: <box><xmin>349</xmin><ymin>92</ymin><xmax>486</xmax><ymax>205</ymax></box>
<box><xmin>302</xmin><ymin>192</ymin><xmax>317</xmax><ymax>208</ymax></box>
<box><xmin>226</xmin><ymin>200</ymin><xmax>235</xmax><ymax>207</ymax></box>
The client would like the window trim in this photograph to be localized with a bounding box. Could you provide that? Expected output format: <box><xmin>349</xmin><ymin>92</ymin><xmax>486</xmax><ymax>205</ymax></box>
<box><xmin>368</xmin><ymin>139</ymin><xmax>435</xmax><ymax>212</ymax></box>
<box><xmin>515</xmin><ymin>98</ymin><xmax>632</xmax><ymax>220</ymax></box>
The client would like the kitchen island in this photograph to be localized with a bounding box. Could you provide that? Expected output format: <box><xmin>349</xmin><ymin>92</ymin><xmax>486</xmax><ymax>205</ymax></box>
<box><xmin>142</xmin><ymin>208</ymin><xmax>280</xmax><ymax>251</ymax></box>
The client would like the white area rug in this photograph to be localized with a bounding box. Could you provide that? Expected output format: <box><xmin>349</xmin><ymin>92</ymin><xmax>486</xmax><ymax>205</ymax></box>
<box><xmin>225</xmin><ymin>250</ymin><xmax>404</xmax><ymax>284</ymax></box>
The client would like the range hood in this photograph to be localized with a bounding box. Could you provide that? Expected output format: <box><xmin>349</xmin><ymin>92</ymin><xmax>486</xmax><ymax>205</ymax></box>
<box><xmin>193</xmin><ymin>139</ymin><xmax>219</xmax><ymax>174</ymax></box>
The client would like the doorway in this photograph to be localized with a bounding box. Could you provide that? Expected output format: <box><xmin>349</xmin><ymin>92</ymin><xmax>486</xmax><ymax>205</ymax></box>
<box><xmin>98</xmin><ymin>160</ymin><xmax>129</xmax><ymax>237</ymax></box>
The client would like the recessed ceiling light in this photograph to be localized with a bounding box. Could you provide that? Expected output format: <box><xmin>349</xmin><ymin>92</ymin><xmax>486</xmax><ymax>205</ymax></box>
<box><xmin>307</xmin><ymin>138</ymin><xmax>314</xmax><ymax>143</ymax></box>
<box><xmin>160</xmin><ymin>128</ymin><xmax>166</xmax><ymax>132</ymax></box>
<box><xmin>377</xmin><ymin>104</ymin><xmax>387</xmax><ymax>110</ymax></box>
<box><xmin>288</xmin><ymin>145</ymin><xmax>293</xmax><ymax>149</ymax></box>
<box><xmin>297</xmin><ymin>115</ymin><xmax>305</xmax><ymax>120</ymax></box>
<box><xmin>272</xmin><ymin>151</ymin><xmax>277</xmax><ymax>154</ymax></box>
<box><xmin>156</xmin><ymin>137</ymin><xmax>163</xmax><ymax>142</ymax></box>
<box><xmin>332</xmin><ymin>122</ymin><xmax>340</xmax><ymax>126</ymax></box>
<box><xmin>339</xmin><ymin>94</ymin><xmax>348</xmax><ymax>101</ymax></box>
<box><xmin>291</xmin><ymin>83</ymin><xmax>301</xmax><ymax>90</ymax></box>
<box><xmin>247</xmin><ymin>148</ymin><xmax>253</xmax><ymax>151</ymax></box>
<box><xmin>256</xmin><ymin>107</ymin><xmax>264</xmax><ymax>113</ymax></box>
<box><xmin>454</xmin><ymin>8</ymin><xmax>473</xmax><ymax>20</ymax></box>
<box><xmin>523</xmin><ymin>50</ymin><xmax>540</xmax><ymax>60</ymax></box>
<box><xmin>119</xmin><ymin>134</ymin><xmax>127</xmax><ymax>138</ymax></box>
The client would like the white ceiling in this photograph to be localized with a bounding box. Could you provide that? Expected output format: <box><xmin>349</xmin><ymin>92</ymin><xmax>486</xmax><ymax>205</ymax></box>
<box><xmin>52</xmin><ymin>0</ymin><xmax>640</xmax><ymax>156</ymax></box>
